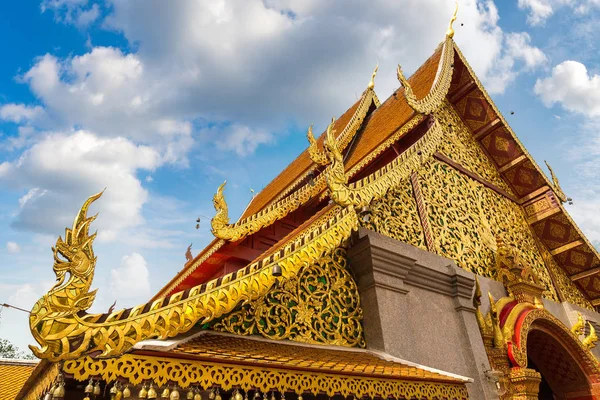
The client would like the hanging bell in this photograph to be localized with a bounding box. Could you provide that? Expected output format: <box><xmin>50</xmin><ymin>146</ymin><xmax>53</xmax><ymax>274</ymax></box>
<box><xmin>215</xmin><ymin>390</ymin><xmax>222</xmax><ymax>400</ymax></box>
<box><xmin>193</xmin><ymin>392</ymin><xmax>202</xmax><ymax>400</ymax></box>
<box><xmin>94</xmin><ymin>382</ymin><xmax>101</xmax><ymax>396</ymax></box>
<box><xmin>253</xmin><ymin>392</ymin><xmax>261</xmax><ymax>400</ymax></box>
<box><xmin>44</xmin><ymin>391</ymin><xmax>53</xmax><ymax>400</ymax></box>
<box><xmin>85</xmin><ymin>380</ymin><xmax>94</xmax><ymax>394</ymax></box>
<box><xmin>139</xmin><ymin>384</ymin><xmax>149</xmax><ymax>399</ymax></box>
<box><xmin>123</xmin><ymin>385</ymin><xmax>131</xmax><ymax>398</ymax></box>
<box><xmin>148</xmin><ymin>384</ymin><xmax>158</xmax><ymax>399</ymax></box>
<box><xmin>270</xmin><ymin>392</ymin><xmax>275</xmax><ymax>400</ymax></box>
<box><xmin>186</xmin><ymin>389</ymin><xmax>195</xmax><ymax>400</ymax></box>
<box><xmin>161</xmin><ymin>387</ymin><xmax>171</xmax><ymax>398</ymax></box>
<box><xmin>83</xmin><ymin>395</ymin><xmax>91</xmax><ymax>400</ymax></box>
<box><xmin>234</xmin><ymin>390</ymin><xmax>243</xmax><ymax>400</ymax></box>
<box><xmin>52</xmin><ymin>383</ymin><xmax>65</xmax><ymax>399</ymax></box>
<box><xmin>298</xmin><ymin>395</ymin><xmax>303</xmax><ymax>400</ymax></box>
<box><xmin>170</xmin><ymin>387</ymin><xmax>180</xmax><ymax>400</ymax></box>
<box><xmin>209</xmin><ymin>390</ymin><xmax>216</xmax><ymax>400</ymax></box>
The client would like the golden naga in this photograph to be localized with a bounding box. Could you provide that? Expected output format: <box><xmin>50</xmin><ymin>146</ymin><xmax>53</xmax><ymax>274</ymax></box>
<box><xmin>396</xmin><ymin>36</ymin><xmax>455</xmax><ymax>115</ymax></box>
<box><xmin>446</xmin><ymin>1</ymin><xmax>458</xmax><ymax>39</ymax></box>
<box><xmin>30</xmin><ymin>192</ymin><xmax>358</xmax><ymax>361</ymax></box>
<box><xmin>572</xmin><ymin>312</ymin><xmax>586</xmax><ymax>336</ymax></box>
<box><xmin>307</xmin><ymin>123</ymin><xmax>330</xmax><ymax>166</ymax></box>
<box><xmin>544</xmin><ymin>160</ymin><xmax>568</xmax><ymax>203</ymax></box>
<box><xmin>583</xmin><ymin>322</ymin><xmax>598</xmax><ymax>350</ymax></box>
<box><xmin>368</xmin><ymin>63</ymin><xmax>378</xmax><ymax>90</ymax></box>
<box><xmin>325</xmin><ymin>105</ymin><xmax>451</xmax><ymax>208</ymax></box>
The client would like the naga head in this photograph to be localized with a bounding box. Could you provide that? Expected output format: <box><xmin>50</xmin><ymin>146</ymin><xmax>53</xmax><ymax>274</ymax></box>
<box><xmin>52</xmin><ymin>191</ymin><xmax>102</xmax><ymax>289</ymax></box>
<box><xmin>324</xmin><ymin>117</ymin><xmax>342</xmax><ymax>164</ymax></box>
<box><xmin>572</xmin><ymin>312</ymin><xmax>586</xmax><ymax>336</ymax></box>
<box><xmin>211</xmin><ymin>181</ymin><xmax>230</xmax><ymax>235</ymax></box>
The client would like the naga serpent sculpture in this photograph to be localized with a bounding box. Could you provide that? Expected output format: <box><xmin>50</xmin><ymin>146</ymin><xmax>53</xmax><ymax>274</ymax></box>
<box><xmin>29</xmin><ymin>191</ymin><xmax>357</xmax><ymax>361</ymax></box>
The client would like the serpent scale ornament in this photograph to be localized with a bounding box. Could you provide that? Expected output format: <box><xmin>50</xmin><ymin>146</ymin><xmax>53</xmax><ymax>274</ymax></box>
<box><xmin>29</xmin><ymin>193</ymin><xmax>359</xmax><ymax>361</ymax></box>
<box><xmin>212</xmin><ymin>247</ymin><xmax>365</xmax><ymax>347</ymax></box>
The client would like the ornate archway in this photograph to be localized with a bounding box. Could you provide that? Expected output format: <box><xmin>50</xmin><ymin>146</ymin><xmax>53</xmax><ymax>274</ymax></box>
<box><xmin>506</xmin><ymin>308</ymin><xmax>600</xmax><ymax>399</ymax></box>
<box><xmin>473</xmin><ymin>243</ymin><xmax>600</xmax><ymax>399</ymax></box>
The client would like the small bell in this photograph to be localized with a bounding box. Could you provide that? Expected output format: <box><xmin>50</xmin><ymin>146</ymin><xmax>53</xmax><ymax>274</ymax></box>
<box><xmin>44</xmin><ymin>391</ymin><xmax>53</xmax><ymax>400</ymax></box>
<box><xmin>234</xmin><ymin>390</ymin><xmax>243</xmax><ymax>400</ymax></box>
<box><xmin>85</xmin><ymin>380</ymin><xmax>94</xmax><ymax>394</ymax></box>
<box><xmin>84</xmin><ymin>395</ymin><xmax>91</xmax><ymax>400</ymax></box>
<box><xmin>94</xmin><ymin>382</ymin><xmax>101</xmax><ymax>396</ymax></box>
<box><xmin>139</xmin><ymin>385</ymin><xmax>149</xmax><ymax>399</ymax></box>
<box><xmin>253</xmin><ymin>392</ymin><xmax>261</xmax><ymax>400</ymax></box>
<box><xmin>148</xmin><ymin>384</ymin><xmax>158</xmax><ymax>399</ymax></box>
<box><xmin>215</xmin><ymin>390</ymin><xmax>222</xmax><ymax>400</ymax></box>
<box><xmin>270</xmin><ymin>393</ymin><xmax>275</xmax><ymax>400</ymax></box>
<box><xmin>272</xmin><ymin>264</ymin><xmax>282</xmax><ymax>277</ymax></box>
<box><xmin>161</xmin><ymin>387</ymin><xmax>171</xmax><ymax>398</ymax></box>
<box><xmin>244</xmin><ymin>392</ymin><xmax>249</xmax><ymax>400</ymax></box>
<box><xmin>298</xmin><ymin>395</ymin><xmax>303</xmax><ymax>400</ymax></box>
<box><xmin>123</xmin><ymin>385</ymin><xmax>131</xmax><ymax>398</ymax></box>
<box><xmin>170</xmin><ymin>387</ymin><xmax>180</xmax><ymax>400</ymax></box>
<box><xmin>53</xmin><ymin>383</ymin><xmax>66</xmax><ymax>399</ymax></box>
<box><xmin>110</xmin><ymin>385</ymin><xmax>118</xmax><ymax>395</ymax></box>
<box><xmin>194</xmin><ymin>392</ymin><xmax>202</xmax><ymax>400</ymax></box>
<box><xmin>209</xmin><ymin>390</ymin><xmax>216</xmax><ymax>400</ymax></box>
<box><xmin>187</xmin><ymin>389</ymin><xmax>195</xmax><ymax>400</ymax></box>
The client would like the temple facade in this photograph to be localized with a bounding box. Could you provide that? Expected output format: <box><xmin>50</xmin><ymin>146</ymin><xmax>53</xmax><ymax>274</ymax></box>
<box><xmin>16</xmin><ymin>8</ymin><xmax>600</xmax><ymax>400</ymax></box>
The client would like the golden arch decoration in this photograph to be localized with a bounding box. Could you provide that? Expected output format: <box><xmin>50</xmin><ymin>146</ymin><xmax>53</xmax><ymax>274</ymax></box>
<box><xmin>502</xmin><ymin>306</ymin><xmax>600</xmax><ymax>396</ymax></box>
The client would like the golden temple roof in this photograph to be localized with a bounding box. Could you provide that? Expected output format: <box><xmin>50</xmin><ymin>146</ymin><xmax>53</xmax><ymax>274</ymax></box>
<box><xmin>0</xmin><ymin>359</ymin><xmax>38</xmax><ymax>400</ymax></box>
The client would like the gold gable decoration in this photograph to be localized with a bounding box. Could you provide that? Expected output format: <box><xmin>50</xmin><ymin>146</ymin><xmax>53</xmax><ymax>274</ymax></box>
<box><xmin>29</xmin><ymin>193</ymin><xmax>359</xmax><ymax>361</ymax></box>
<box><xmin>61</xmin><ymin>353</ymin><xmax>468</xmax><ymax>400</ymax></box>
<box><xmin>211</xmin><ymin>247</ymin><xmax>365</xmax><ymax>347</ymax></box>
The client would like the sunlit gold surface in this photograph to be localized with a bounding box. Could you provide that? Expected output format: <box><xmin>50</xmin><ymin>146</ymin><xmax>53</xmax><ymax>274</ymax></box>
<box><xmin>583</xmin><ymin>322</ymin><xmax>598</xmax><ymax>350</ymax></box>
<box><xmin>544</xmin><ymin>160</ymin><xmax>568</xmax><ymax>203</ymax></box>
<box><xmin>212</xmin><ymin>247</ymin><xmax>365</xmax><ymax>347</ymax></box>
<box><xmin>61</xmin><ymin>338</ymin><xmax>468</xmax><ymax>399</ymax></box>
<box><xmin>30</xmin><ymin>194</ymin><xmax>358</xmax><ymax>361</ymax></box>
<box><xmin>446</xmin><ymin>2</ymin><xmax>458</xmax><ymax>38</ymax></box>
<box><xmin>306</xmin><ymin>124</ymin><xmax>329</xmax><ymax>166</ymax></box>
<box><xmin>396</xmin><ymin>37</ymin><xmax>454</xmax><ymax>115</ymax></box>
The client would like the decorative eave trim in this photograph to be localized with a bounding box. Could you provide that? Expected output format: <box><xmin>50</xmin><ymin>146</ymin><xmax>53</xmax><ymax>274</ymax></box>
<box><xmin>30</xmin><ymin>198</ymin><xmax>359</xmax><ymax>361</ymax></box>
<box><xmin>397</xmin><ymin>37</ymin><xmax>454</xmax><ymax>115</ymax></box>
<box><xmin>62</xmin><ymin>353</ymin><xmax>468</xmax><ymax>399</ymax></box>
<box><xmin>210</xmin><ymin>88</ymin><xmax>378</xmax><ymax>243</ymax></box>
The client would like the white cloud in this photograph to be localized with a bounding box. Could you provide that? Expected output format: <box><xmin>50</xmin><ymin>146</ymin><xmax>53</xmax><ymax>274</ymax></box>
<box><xmin>534</xmin><ymin>61</ymin><xmax>600</xmax><ymax>117</ymax></box>
<box><xmin>6</xmin><ymin>241</ymin><xmax>21</xmax><ymax>253</ymax></box>
<box><xmin>0</xmin><ymin>130</ymin><xmax>160</xmax><ymax>237</ymax></box>
<box><xmin>109</xmin><ymin>253</ymin><xmax>151</xmax><ymax>299</ymax></box>
<box><xmin>208</xmin><ymin>123</ymin><xmax>274</xmax><ymax>156</ymax></box>
<box><xmin>41</xmin><ymin>0</ymin><xmax>100</xmax><ymax>27</ymax></box>
<box><xmin>0</xmin><ymin>103</ymin><xmax>44</xmax><ymax>124</ymax></box>
<box><xmin>518</xmin><ymin>0</ymin><xmax>600</xmax><ymax>25</ymax></box>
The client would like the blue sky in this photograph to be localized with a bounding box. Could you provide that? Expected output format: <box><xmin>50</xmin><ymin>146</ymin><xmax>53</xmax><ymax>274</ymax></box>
<box><xmin>0</xmin><ymin>0</ymin><xmax>599</xmax><ymax>354</ymax></box>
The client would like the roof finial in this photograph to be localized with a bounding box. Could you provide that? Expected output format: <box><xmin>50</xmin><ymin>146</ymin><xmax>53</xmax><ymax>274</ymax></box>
<box><xmin>446</xmin><ymin>1</ymin><xmax>458</xmax><ymax>39</ymax></box>
<box><xmin>368</xmin><ymin>63</ymin><xmax>379</xmax><ymax>89</ymax></box>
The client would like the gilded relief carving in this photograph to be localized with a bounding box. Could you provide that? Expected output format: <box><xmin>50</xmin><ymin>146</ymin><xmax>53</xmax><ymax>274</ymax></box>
<box><xmin>419</xmin><ymin>158</ymin><xmax>558</xmax><ymax>300</ymax></box>
<box><xmin>211</xmin><ymin>247</ymin><xmax>365</xmax><ymax>348</ymax></box>
<box><xmin>363</xmin><ymin>179</ymin><xmax>427</xmax><ymax>250</ymax></box>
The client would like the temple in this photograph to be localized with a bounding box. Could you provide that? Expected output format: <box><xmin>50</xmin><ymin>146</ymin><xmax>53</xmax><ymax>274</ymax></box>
<box><xmin>15</xmin><ymin>6</ymin><xmax>600</xmax><ymax>400</ymax></box>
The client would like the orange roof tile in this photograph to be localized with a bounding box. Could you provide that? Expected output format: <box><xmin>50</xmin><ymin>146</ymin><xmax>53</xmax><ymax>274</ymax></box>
<box><xmin>166</xmin><ymin>331</ymin><xmax>469</xmax><ymax>384</ymax></box>
<box><xmin>241</xmin><ymin>99</ymin><xmax>362</xmax><ymax>219</ymax></box>
<box><xmin>0</xmin><ymin>359</ymin><xmax>38</xmax><ymax>400</ymax></box>
<box><xmin>345</xmin><ymin>44</ymin><xmax>443</xmax><ymax>172</ymax></box>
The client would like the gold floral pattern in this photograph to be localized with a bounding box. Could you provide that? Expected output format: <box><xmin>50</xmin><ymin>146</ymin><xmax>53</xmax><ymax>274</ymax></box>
<box><xmin>212</xmin><ymin>248</ymin><xmax>365</xmax><ymax>347</ymax></box>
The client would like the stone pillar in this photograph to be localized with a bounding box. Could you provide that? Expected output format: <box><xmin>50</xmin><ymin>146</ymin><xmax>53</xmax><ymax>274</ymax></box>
<box><xmin>347</xmin><ymin>228</ymin><xmax>501</xmax><ymax>399</ymax></box>
<box><xmin>506</xmin><ymin>368</ymin><xmax>541</xmax><ymax>400</ymax></box>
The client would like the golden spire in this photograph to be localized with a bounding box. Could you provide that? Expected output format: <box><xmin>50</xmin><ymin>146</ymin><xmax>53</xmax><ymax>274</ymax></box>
<box><xmin>368</xmin><ymin>63</ymin><xmax>379</xmax><ymax>89</ymax></box>
<box><xmin>446</xmin><ymin>1</ymin><xmax>458</xmax><ymax>39</ymax></box>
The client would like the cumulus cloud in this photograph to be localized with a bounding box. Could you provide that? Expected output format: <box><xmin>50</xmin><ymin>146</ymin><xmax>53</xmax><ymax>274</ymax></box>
<box><xmin>0</xmin><ymin>130</ymin><xmax>160</xmax><ymax>238</ymax></box>
<box><xmin>518</xmin><ymin>0</ymin><xmax>600</xmax><ymax>25</ymax></box>
<box><xmin>0</xmin><ymin>0</ymin><xmax>547</xmax><ymax>238</ymax></box>
<box><xmin>534</xmin><ymin>61</ymin><xmax>600</xmax><ymax>117</ymax></box>
<box><xmin>109</xmin><ymin>253</ymin><xmax>151</xmax><ymax>299</ymax></box>
<box><xmin>6</xmin><ymin>241</ymin><xmax>21</xmax><ymax>253</ymax></box>
<box><xmin>41</xmin><ymin>0</ymin><xmax>101</xmax><ymax>27</ymax></box>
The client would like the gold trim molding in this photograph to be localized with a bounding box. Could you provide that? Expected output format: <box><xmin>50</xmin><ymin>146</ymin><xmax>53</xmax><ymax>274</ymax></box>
<box><xmin>62</xmin><ymin>354</ymin><xmax>468</xmax><ymax>400</ymax></box>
